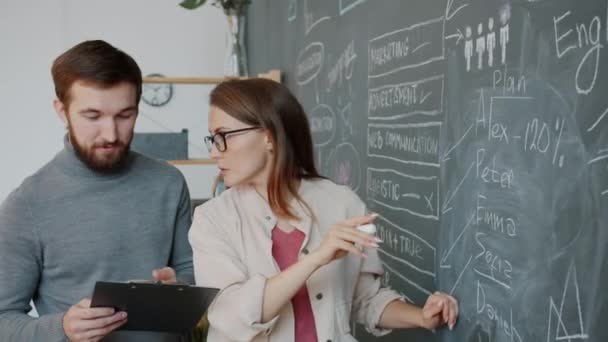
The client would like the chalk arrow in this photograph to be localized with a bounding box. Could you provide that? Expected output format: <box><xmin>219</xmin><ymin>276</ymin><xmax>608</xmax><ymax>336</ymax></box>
<box><xmin>445</xmin><ymin>28</ymin><xmax>464</xmax><ymax>45</ymax></box>
<box><xmin>445</xmin><ymin>0</ymin><xmax>469</xmax><ymax>21</ymax></box>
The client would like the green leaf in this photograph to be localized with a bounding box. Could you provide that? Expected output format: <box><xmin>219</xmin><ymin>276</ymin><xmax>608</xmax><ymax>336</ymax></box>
<box><xmin>179</xmin><ymin>0</ymin><xmax>208</xmax><ymax>10</ymax></box>
<box><xmin>179</xmin><ymin>0</ymin><xmax>249</xmax><ymax>12</ymax></box>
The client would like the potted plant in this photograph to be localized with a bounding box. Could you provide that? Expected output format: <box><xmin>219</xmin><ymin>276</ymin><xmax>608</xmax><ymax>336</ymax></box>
<box><xmin>180</xmin><ymin>0</ymin><xmax>252</xmax><ymax>77</ymax></box>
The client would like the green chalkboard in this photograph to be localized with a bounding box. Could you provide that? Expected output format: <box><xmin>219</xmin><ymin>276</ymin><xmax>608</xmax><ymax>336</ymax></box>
<box><xmin>247</xmin><ymin>1</ymin><xmax>608</xmax><ymax>341</ymax></box>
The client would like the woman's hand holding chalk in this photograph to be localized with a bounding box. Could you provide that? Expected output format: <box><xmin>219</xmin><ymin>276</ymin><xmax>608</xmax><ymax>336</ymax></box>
<box><xmin>357</xmin><ymin>223</ymin><xmax>377</xmax><ymax>235</ymax></box>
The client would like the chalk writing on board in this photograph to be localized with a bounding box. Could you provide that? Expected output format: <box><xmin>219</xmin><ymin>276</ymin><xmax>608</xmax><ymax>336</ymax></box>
<box><xmin>375</xmin><ymin>215</ymin><xmax>436</xmax><ymax>277</ymax></box>
<box><xmin>328</xmin><ymin>142</ymin><xmax>362</xmax><ymax>191</ymax></box>
<box><xmin>326</xmin><ymin>40</ymin><xmax>357</xmax><ymax>93</ymax></box>
<box><xmin>445</xmin><ymin>0</ymin><xmax>469</xmax><ymax>21</ymax></box>
<box><xmin>445</xmin><ymin>27</ymin><xmax>464</xmax><ymax>45</ymax></box>
<box><xmin>296</xmin><ymin>42</ymin><xmax>324</xmax><ymax>86</ymax></box>
<box><xmin>303</xmin><ymin>0</ymin><xmax>330</xmax><ymax>35</ymax></box>
<box><xmin>475</xmin><ymin>194</ymin><xmax>517</xmax><ymax>237</ymax></box>
<box><xmin>367</xmin><ymin>167</ymin><xmax>439</xmax><ymax>220</ymax></box>
<box><xmin>441</xmin><ymin>161</ymin><xmax>475</xmax><ymax>214</ymax></box>
<box><xmin>523</xmin><ymin>117</ymin><xmax>566</xmax><ymax>168</ymax></box>
<box><xmin>600</xmin><ymin>149</ymin><xmax>608</xmax><ymax>197</ymax></box>
<box><xmin>368</xmin><ymin>123</ymin><xmax>441</xmax><ymax>168</ymax></box>
<box><xmin>382</xmin><ymin>261</ymin><xmax>432</xmax><ymax>296</ymax></box>
<box><xmin>339</xmin><ymin>103</ymin><xmax>354</xmax><ymax>141</ymax></box>
<box><xmin>476</xmin><ymin>280</ymin><xmax>522</xmax><ymax>341</ymax></box>
<box><xmin>369</xmin><ymin>17</ymin><xmax>445</xmax><ymax>78</ymax></box>
<box><xmin>453</xmin><ymin>5</ymin><xmax>510</xmax><ymax>71</ymax></box>
<box><xmin>310</xmin><ymin>104</ymin><xmax>336</xmax><ymax>147</ymax></box>
<box><xmin>440</xmin><ymin>213</ymin><xmax>475</xmax><ymax>269</ymax></box>
<box><xmin>475</xmin><ymin>23</ymin><xmax>486</xmax><ymax>70</ymax></box>
<box><xmin>588</xmin><ymin>106</ymin><xmax>608</xmax><ymax>132</ymax></box>
<box><xmin>470</xmin><ymin>83</ymin><xmax>572</xmax><ymax>170</ymax></box>
<box><xmin>368</xmin><ymin>75</ymin><xmax>445</xmax><ymax>120</ymax></box>
<box><xmin>339</xmin><ymin>0</ymin><xmax>366</xmax><ymax>16</ymax></box>
<box><xmin>288</xmin><ymin>0</ymin><xmax>296</xmax><ymax>22</ymax></box>
<box><xmin>553</xmin><ymin>8</ymin><xmax>603</xmax><ymax>95</ymax></box>
<box><xmin>435</xmin><ymin>63</ymin><xmax>602</xmax><ymax>339</ymax></box>
<box><xmin>588</xmin><ymin>152</ymin><xmax>608</xmax><ymax>165</ymax></box>
<box><xmin>473</xmin><ymin>232</ymin><xmax>512</xmax><ymax>290</ymax></box>
<box><xmin>546</xmin><ymin>263</ymin><xmax>589</xmax><ymax>342</ymax></box>
<box><xmin>249</xmin><ymin>0</ymin><xmax>608</xmax><ymax>341</ymax></box>
<box><xmin>487</xmin><ymin>18</ymin><xmax>496</xmax><ymax>68</ymax></box>
<box><xmin>448</xmin><ymin>255</ymin><xmax>472</xmax><ymax>295</ymax></box>
<box><xmin>442</xmin><ymin>122</ymin><xmax>474</xmax><ymax>162</ymax></box>
<box><xmin>364</xmin><ymin>1</ymin><xmax>447</xmax><ymax>317</ymax></box>
<box><xmin>492</xmin><ymin>64</ymin><xmax>527</xmax><ymax>95</ymax></box>
<box><xmin>499</xmin><ymin>4</ymin><xmax>510</xmax><ymax>65</ymax></box>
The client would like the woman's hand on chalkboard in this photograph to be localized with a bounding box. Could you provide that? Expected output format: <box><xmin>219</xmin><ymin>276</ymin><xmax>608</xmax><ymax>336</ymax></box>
<box><xmin>309</xmin><ymin>213</ymin><xmax>381</xmax><ymax>267</ymax></box>
<box><xmin>420</xmin><ymin>291</ymin><xmax>459</xmax><ymax>331</ymax></box>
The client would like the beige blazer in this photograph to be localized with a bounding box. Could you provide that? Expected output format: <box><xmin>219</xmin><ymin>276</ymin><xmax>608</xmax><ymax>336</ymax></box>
<box><xmin>189</xmin><ymin>178</ymin><xmax>402</xmax><ymax>342</ymax></box>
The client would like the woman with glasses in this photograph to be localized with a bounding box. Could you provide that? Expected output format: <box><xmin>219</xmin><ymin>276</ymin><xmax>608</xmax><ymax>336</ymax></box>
<box><xmin>189</xmin><ymin>78</ymin><xmax>458</xmax><ymax>342</ymax></box>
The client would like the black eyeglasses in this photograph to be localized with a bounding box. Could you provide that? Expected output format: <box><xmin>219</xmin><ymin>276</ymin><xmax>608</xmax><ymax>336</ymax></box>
<box><xmin>204</xmin><ymin>127</ymin><xmax>262</xmax><ymax>152</ymax></box>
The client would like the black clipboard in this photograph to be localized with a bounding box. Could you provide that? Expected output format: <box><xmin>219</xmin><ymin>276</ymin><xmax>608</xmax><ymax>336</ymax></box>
<box><xmin>91</xmin><ymin>281</ymin><xmax>219</xmax><ymax>333</ymax></box>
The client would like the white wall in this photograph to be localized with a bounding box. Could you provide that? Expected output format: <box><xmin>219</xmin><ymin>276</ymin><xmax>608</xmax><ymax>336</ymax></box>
<box><xmin>0</xmin><ymin>0</ymin><xmax>226</xmax><ymax>201</ymax></box>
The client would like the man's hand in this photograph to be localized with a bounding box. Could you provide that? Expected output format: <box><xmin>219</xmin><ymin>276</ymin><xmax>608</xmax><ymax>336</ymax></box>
<box><xmin>63</xmin><ymin>298</ymin><xmax>127</xmax><ymax>342</ymax></box>
<box><xmin>152</xmin><ymin>267</ymin><xmax>177</xmax><ymax>283</ymax></box>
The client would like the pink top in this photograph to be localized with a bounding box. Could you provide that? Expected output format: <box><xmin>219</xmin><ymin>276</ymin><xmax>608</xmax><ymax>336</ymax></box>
<box><xmin>271</xmin><ymin>227</ymin><xmax>319</xmax><ymax>342</ymax></box>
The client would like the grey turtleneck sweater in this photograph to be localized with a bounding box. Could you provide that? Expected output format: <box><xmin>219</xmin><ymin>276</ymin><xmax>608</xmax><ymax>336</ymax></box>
<box><xmin>0</xmin><ymin>137</ymin><xmax>194</xmax><ymax>342</ymax></box>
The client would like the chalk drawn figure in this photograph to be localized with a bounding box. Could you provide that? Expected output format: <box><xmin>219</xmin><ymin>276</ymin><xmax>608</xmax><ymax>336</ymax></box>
<box><xmin>487</xmin><ymin>18</ymin><xmax>496</xmax><ymax>67</ymax></box>
<box><xmin>499</xmin><ymin>4</ymin><xmax>511</xmax><ymax>65</ymax></box>
<box><xmin>465</xmin><ymin>26</ymin><xmax>473</xmax><ymax>71</ymax></box>
<box><xmin>476</xmin><ymin>23</ymin><xmax>486</xmax><ymax>70</ymax></box>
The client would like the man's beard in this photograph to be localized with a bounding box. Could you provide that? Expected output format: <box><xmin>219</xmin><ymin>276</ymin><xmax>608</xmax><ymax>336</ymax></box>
<box><xmin>68</xmin><ymin>126</ymin><xmax>131</xmax><ymax>174</ymax></box>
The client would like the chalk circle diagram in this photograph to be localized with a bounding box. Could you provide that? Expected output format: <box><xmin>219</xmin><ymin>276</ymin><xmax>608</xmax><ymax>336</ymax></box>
<box><xmin>328</xmin><ymin>142</ymin><xmax>362</xmax><ymax>192</ymax></box>
<box><xmin>296</xmin><ymin>42</ymin><xmax>325</xmax><ymax>86</ymax></box>
<box><xmin>310</xmin><ymin>104</ymin><xmax>337</xmax><ymax>147</ymax></box>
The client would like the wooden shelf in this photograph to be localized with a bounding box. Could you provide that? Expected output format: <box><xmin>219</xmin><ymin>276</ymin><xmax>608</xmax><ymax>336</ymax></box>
<box><xmin>143</xmin><ymin>69</ymin><xmax>281</xmax><ymax>84</ymax></box>
<box><xmin>167</xmin><ymin>159</ymin><xmax>217</xmax><ymax>165</ymax></box>
<box><xmin>144</xmin><ymin>76</ymin><xmax>237</xmax><ymax>84</ymax></box>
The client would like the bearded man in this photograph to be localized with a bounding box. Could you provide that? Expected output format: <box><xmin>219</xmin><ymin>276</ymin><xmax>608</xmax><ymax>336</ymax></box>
<box><xmin>0</xmin><ymin>40</ymin><xmax>193</xmax><ymax>342</ymax></box>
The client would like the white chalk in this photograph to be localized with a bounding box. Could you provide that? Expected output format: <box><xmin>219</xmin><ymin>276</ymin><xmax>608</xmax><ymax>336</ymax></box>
<box><xmin>357</xmin><ymin>223</ymin><xmax>377</xmax><ymax>235</ymax></box>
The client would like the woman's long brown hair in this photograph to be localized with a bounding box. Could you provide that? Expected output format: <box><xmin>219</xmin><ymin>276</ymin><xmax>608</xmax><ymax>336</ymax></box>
<box><xmin>210</xmin><ymin>78</ymin><xmax>323</xmax><ymax>220</ymax></box>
